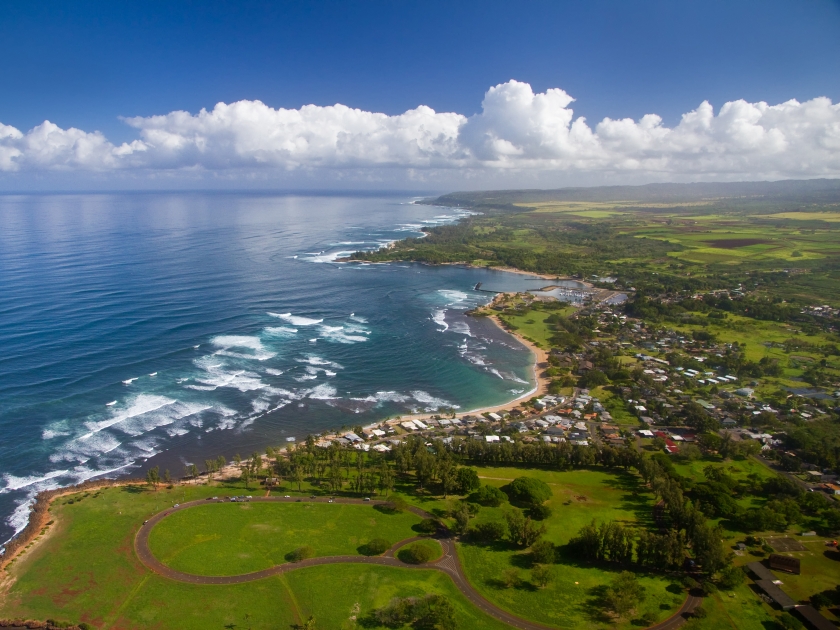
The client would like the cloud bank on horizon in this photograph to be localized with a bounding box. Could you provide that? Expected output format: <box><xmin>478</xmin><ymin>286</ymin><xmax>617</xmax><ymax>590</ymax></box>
<box><xmin>1</xmin><ymin>80</ymin><xmax>839</xmax><ymax>185</ymax></box>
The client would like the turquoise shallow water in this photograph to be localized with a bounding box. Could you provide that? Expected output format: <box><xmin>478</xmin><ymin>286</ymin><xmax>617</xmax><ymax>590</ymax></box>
<box><xmin>0</xmin><ymin>192</ymin><xmax>552</xmax><ymax>544</ymax></box>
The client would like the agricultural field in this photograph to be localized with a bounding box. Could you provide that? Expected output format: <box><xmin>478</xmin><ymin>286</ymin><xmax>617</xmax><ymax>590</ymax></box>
<box><xmin>354</xmin><ymin>190</ymin><xmax>840</xmax><ymax>305</ymax></box>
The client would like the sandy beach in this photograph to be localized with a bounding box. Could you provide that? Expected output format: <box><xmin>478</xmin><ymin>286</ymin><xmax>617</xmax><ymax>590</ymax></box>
<box><xmin>380</xmin><ymin>311</ymin><xmax>551</xmax><ymax>427</ymax></box>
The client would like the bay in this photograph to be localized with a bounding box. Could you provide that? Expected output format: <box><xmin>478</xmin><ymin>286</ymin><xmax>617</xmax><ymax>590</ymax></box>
<box><xmin>0</xmin><ymin>191</ymin><xmax>552</xmax><ymax>545</ymax></box>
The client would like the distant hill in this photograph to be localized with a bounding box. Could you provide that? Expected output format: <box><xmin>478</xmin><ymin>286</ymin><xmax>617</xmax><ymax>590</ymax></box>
<box><xmin>426</xmin><ymin>178</ymin><xmax>840</xmax><ymax>210</ymax></box>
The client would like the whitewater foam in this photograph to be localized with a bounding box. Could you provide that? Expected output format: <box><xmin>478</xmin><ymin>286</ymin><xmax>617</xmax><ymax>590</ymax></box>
<box><xmin>297</xmin><ymin>355</ymin><xmax>343</xmax><ymax>369</ymax></box>
<box><xmin>264</xmin><ymin>326</ymin><xmax>298</xmax><ymax>337</ymax></box>
<box><xmin>268</xmin><ymin>312</ymin><xmax>324</xmax><ymax>326</ymax></box>
<box><xmin>318</xmin><ymin>324</ymin><xmax>368</xmax><ymax>344</ymax></box>
<box><xmin>450</xmin><ymin>321</ymin><xmax>472</xmax><ymax>337</ymax></box>
<box><xmin>307</xmin><ymin>383</ymin><xmax>338</xmax><ymax>400</ymax></box>
<box><xmin>210</xmin><ymin>335</ymin><xmax>275</xmax><ymax>361</ymax></box>
<box><xmin>432</xmin><ymin>309</ymin><xmax>448</xmax><ymax>331</ymax></box>
<box><xmin>410</xmin><ymin>390</ymin><xmax>458</xmax><ymax>411</ymax></box>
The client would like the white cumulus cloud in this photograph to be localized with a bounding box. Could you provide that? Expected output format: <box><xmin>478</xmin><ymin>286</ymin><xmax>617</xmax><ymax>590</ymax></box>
<box><xmin>1</xmin><ymin>80</ymin><xmax>839</xmax><ymax>184</ymax></box>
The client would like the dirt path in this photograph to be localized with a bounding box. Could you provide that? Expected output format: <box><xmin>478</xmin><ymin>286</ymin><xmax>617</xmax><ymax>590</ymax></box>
<box><xmin>134</xmin><ymin>497</ymin><xmax>698</xmax><ymax>629</ymax></box>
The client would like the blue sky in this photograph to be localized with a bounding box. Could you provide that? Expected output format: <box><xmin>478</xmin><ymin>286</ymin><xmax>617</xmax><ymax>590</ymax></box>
<box><xmin>1</xmin><ymin>0</ymin><xmax>839</xmax><ymax>189</ymax></box>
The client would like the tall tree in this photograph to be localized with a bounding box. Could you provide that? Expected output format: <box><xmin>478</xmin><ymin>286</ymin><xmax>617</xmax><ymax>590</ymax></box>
<box><xmin>146</xmin><ymin>466</ymin><xmax>160</xmax><ymax>490</ymax></box>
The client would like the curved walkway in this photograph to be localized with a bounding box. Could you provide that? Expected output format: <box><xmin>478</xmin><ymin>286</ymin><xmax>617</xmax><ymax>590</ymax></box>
<box><xmin>134</xmin><ymin>496</ymin><xmax>698</xmax><ymax>630</ymax></box>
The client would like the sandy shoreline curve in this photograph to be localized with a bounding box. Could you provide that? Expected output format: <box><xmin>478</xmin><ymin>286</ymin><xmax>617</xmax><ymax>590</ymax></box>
<box><xmin>378</xmin><ymin>309</ymin><xmax>551</xmax><ymax>428</ymax></box>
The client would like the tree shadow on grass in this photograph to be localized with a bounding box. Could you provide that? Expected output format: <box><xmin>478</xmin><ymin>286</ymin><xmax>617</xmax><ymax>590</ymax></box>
<box><xmin>121</xmin><ymin>485</ymin><xmax>146</xmax><ymax>494</ymax></box>
<box><xmin>580</xmin><ymin>584</ymin><xmax>615</xmax><ymax>625</ymax></box>
<box><xmin>485</xmin><ymin>576</ymin><xmax>539</xmax><ymax>592</ymax></box>
<box><xmin>599</xmin><ymin>474</ymin><xmax>656</xmax><ymax>527</ymax></box>
<box><xmin>509</xmin><ymin>552</ymin><xmax>535</xmax><ymax>569</ymax></box>
<box><xmin>373</xmin><ymin>504</ymin><xmax>400</xmax><ymax>516</ymax></box>
<box><xmin>460</xmin><ymin>539</ymin><xmax>519</xmax><ymax>554</ymax></box>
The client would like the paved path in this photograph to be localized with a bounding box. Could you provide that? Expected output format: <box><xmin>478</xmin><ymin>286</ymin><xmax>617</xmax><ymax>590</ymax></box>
<box><xmin>134</xmin><ymin>496</ymin><xmax>698</xmax><ymax>629</ymax></box>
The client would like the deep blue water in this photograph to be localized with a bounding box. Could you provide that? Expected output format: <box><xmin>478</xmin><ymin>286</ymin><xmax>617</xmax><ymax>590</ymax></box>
<box><xmin>0</xmin><ymin>192</ymin><xmax>554</xmax><ymax>545</ymax></box>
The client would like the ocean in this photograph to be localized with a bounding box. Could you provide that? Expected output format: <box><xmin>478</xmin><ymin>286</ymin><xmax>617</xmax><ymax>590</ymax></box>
<box><xmin>0</xmin><ymin>191</ymin><xmax>560</xmax><ymax>545</ymax></box>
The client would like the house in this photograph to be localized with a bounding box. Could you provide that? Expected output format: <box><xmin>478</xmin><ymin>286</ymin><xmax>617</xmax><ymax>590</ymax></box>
<box><xmin>413</xmin><ymin>420</ymin><xmax>428</xmax><ymax>430</ymax></box>
<box><xmin>769</xmin><ymin>554</ymin><xmax>800</xmax><ymax>575</ymax></box>
<box><xmin>805</xmin><ymin>470</ymin><xmax>824</xmax><ymax>482</ymax></box>
<box><xmin>824</xmin><ymin>484</ymin><xmax>840</xmax><ymax>495</ymax></box>
<box><xmin>485</xmin><ymin>435</ymin><xmax>500</xmax><ymax>443</ymax></box>
<box><xmin>746</xmin><ymin>562</ymin><xmax>776</xmax><ymax>582</ymax></box>
<box><xmin>487</xmin><ymin>412</ymin><xmax>502</xmax><ymax>422</ymax></box>
<box><xmin>755</xmin><ymin>580</ymin><xmax>796</xmax><ymax>610</ymax></box>
<box><xmin>735</xmin><ymin>388</ymin><xmax>755</xmax><ymax>397</ymax></box>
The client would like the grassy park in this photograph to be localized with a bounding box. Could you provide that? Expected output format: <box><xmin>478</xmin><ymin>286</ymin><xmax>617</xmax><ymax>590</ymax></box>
<box><xmin>2</xmin><ymin>454</ymin><xmax>838</xmax><ymax>629</ymax></box>
<box><xmin>149</xmin><ymin>501</ymin><xmax>421</xmax><ymax>575</ymax></box>
<box><xmin>456</xmin><ymin>467</ymin><xmax>684</xmax><ymax>629</ymax></box>
<box><xmin>0</xmin><ymin>482</ymin><xmax>511</xmax><ymax>629</ymax></box>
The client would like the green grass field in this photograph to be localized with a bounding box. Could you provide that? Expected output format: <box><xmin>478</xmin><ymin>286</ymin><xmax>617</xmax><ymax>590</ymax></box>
<box><xmin>148</xmin><ymin>501</ymin><xmax>420</xmax><ymax>576</ymax></box>
<box><xmin>458</xmin><ymin>467</ymin><xmax>684</xmax><ymax>629</ymax></box>
<box><xmin>0</xmin><ymin>483</ymin><xmax>510</xmax><ymax>630</ymax></box>
<box><xmin>498</xmin><ymin>304</ymin><xmax>577</xmax><ymax>349</ymax></box>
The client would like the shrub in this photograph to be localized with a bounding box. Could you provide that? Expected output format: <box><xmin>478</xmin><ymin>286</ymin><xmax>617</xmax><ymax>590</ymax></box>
<box><xmin>638</xmin><ymin>610</ymin><xmax>659</xmax><ymax>625</ymax></box>
<box><xmin>398</xmin><ymin>541</ymin><xmax>437</xmax><ymax>564</ymax></box>
<box><xmin>386</xmin><ymin>496</ymin><xmax>408</xmax><ymax>512</ymax></box>
<box><xmin>470</xmin><ymin>485</ymin><xmax>507</xmax><ymax>507</ymax></box>
<box><xmin>360</xmin><ymin>538</ymin><xmax>391</xmax><ymax>556</ymax></box>
<box><xmin>374</xmin><ymin>595</ymin><xmax>455</xmax><ymax>630</ymax></box>
<box><xmin>690</xmin><ymin>604</ymin><xmax>708</xmax><ymax>619</ymax></box>
<box><xmin>530</xmin><ymin>539</ymin><xmax>556</xmax><ymax>564</ymax></box>
<box><xmin>682</xmin><ymin>576</ymin><xmax>700</xmax><ymax>590</ymax></box>
<box><xmin>529</xmin><ymin>504</ymin><xmax>552</xmax><ymax>520</ymax></box>
<box><xmin>504</xmin><ymin>477</ymin><xmax>552</xmax><ymax>506</ymax></box>
<box><xmin>502</xmin><ymin>567</ymin><xmax>521</xmax><ymax>589</ymax></box>
<box><xmin>469</xmin><ymin>520</ymin><xmax>507</xmax><ymax>543</ymax></box>
<box><xmin>415</xmin><ymin>518</ymin><xmax>440</xmax><ymax>535</ymax></box>
<box><xmin>531</xmin><ymin>564</ymin><xmax>553</xmax><ymax>588</ymax></box>
<box><xmin>716</xmin><ymin>564</ymin><xmax>745</xmax><ymax>590</ymax></box>
<box><xmin>285</xmin><ymin>545</ymin><xmax>315</xmax><ymax>562</ymax></box>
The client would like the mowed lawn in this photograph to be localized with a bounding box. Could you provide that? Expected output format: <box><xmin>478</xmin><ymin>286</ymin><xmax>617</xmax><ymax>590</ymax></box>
<box><xmin>459</xmin><ymin>467</ymin><xmax>684</xmax><ymax>629</ymax></box>
<box><xmin>1</xmin><ymin>483</ymin><xmax>512</xmax><ymax>629</ymax></box>
<box><xmin>148</xmin><ymin>501</ymin><xmax>421</xmax><ymax>576</ymax></box>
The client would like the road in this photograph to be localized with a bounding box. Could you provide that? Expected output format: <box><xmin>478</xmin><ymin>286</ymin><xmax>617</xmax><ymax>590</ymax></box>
<box><xmin>134</xmin><ymin>496</ymin><xmax>699</xmax><ymax>629</ymax></box>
